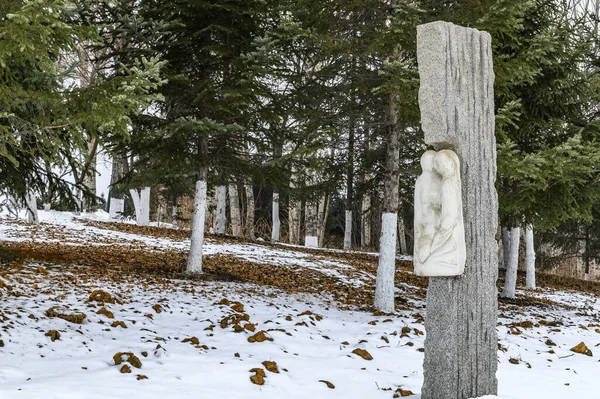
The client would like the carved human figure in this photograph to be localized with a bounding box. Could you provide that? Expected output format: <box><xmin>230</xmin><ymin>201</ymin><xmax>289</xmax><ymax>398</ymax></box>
<box><xmin>414</xmin><ymin>149</ymin><xmax>466</xmax><ymax>276</ymax></box>
<box><xmin>414</xmin><ymin>151</ymin><xmax>442</xmax><ymax>264</ymax></box>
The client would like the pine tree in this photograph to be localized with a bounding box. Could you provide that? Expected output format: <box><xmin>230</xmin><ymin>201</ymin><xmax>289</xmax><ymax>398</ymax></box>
<box><xmin>0</xmin><ymin>0</ymin><xmax>163</xmax><ymax>215</ymax></box>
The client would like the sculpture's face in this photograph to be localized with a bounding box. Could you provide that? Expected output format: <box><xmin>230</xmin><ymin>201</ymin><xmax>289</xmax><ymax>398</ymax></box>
<box><xmin>420</xmin><ymin>150</ymin><xmax>437</xmax><ymax>171</ymax></box>
<box><xmin>434</xmin><ymin>152</ymin><xmax>455</xmax><ymax>177</ymax></box>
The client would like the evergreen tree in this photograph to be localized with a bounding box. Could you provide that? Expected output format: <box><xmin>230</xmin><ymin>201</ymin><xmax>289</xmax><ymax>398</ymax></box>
<box><xmin>0</xmin><ymin>0</ymin><xmax>164</xmax><ymax>212</ymax></box>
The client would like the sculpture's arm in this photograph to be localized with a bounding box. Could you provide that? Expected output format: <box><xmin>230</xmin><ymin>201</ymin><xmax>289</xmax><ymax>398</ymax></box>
<box><xmin>414</xmin><ymin>181</ymin><xmax>434</xmax><ymax>263</ymax></box>
<box><xmin>413</xmin><ymin>180</ymin><xmax>424</xmax><ymax>244</ymax></box>
<box><xmin>439</xmin><ymin>179</ymin><xmax>459</xmax><ymax>230</ymax></box>
<box><xmin>429</xmin><ymin>179</ymin><xmax>459</xmax><ymax>254</ymax></box>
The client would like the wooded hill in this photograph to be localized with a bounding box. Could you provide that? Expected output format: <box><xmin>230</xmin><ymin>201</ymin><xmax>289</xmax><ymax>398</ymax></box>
<box><xmin>3</xmin><ymin>0</ymin><xmax>600</xmax><ymax>301</ymax></box>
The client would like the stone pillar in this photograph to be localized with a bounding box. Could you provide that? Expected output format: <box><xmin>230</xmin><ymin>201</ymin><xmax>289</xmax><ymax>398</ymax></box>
<box><xmin>417</xmin><ymin>21</ymin><xmax>498</xmax><ymax>399</ymax></box>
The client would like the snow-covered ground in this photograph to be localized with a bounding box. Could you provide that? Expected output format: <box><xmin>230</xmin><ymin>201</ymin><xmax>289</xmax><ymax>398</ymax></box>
<box><xmin>1</xmin><ymin>211</ymin><xmax>600</xmax><ymax>399</ymax></box>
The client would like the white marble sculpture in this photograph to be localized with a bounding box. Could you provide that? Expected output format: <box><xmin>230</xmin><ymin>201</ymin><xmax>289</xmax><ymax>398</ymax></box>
<box><xmin>414</xmin><ymin>149</ymin><xmax>466</xmax><ymax>276</ymax></box>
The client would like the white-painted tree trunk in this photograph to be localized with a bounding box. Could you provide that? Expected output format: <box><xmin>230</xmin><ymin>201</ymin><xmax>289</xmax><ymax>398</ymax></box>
<box><xmin>305</xmin><ymin>236</ymin><xmax>318</xmax><ymax>248</ymax></box>
<box><xmin>374</xmin><ymin>212</ymin><xmax>398</xmax><ymax>312</ymax></box>
<box><xmin>289</xmin><ymin>200</ymin><xmax>301</xmax><ymax>244</ymax></box>
<box><xmin>109</xmin><ymin>155</ymin><xmax>128</xmax><ymax>218</ymax></box>
<box><xmin>25</xmin><ymin>191</ymin><xmax>39</xmax><ymax>224</ymax></box>
<box><xmin>139</xmin><ymin>187</ymin><xmax>151</xmax><ymax>226</ymax></box>
<box><xmin>288</xmin><ymin>165</ymin><xmax>301</xmax><ymax>245</ymax></box>
<box><xmin>228</xmin><ymin>183</ymin><xmax>242</xmax><ymax>237</ymax></box>
<box><xmin>74</xmin><ymin>192</ymin><xmax>82</xmax><ymax>215</ymax></box>
<box><xmin>271</xmin><ymin>192</ymin><xmax>280</xmax><ymax>242</ymax></box>
<box><xmin>187</xmin><ymin>180</ymin><xmax>207</xmax><ymax>274</ymax></box>
<box><xmin>129</xmin><ymin>187</ymin><xmax>150</xmax><ymax>226</ymax></box>
<box><xmin>214</xmin><ymin>185</ymin><xmax>227</xmax><ymax>235</ymax></box>
<box><xmin>345</xmin><ymin>102</ymin><xmax>355</xmax><ymax>250</ymax></box>
<box><xmin>43</xmin><ymin>203</ymin><xmax>51</xmax><ymax>211</ymax></box>
<box><xmin>172</xmin><ymin>205</ymin><xmax>178</xmax><ymax>228</ymax></box>
<box><xmin>244</xmin><ymin>179</ymin><xmax>255</xmax><ymax>239</ymax></box>
<box><xmin>501</xmin><ymin>227</ymin><xmax>521</xmax><ymax>298</ymax></box>
<box><xmin>109</xmin><ymin>198</ymin><xmax>125</xmax><ymax>218</ymax></box>
<box><xmin>343</xmin><ymin>210</ymin><xmax>352</xmax><ymax>250</ymax></box>
<box><xmin>129</xmin><ymin>190</ymin><xmax>140</xmax><ymax>221</ymax></box>
<box><xmin>374</xmin><ymin>86</ymin><xmax>400</xmax><ymax>312</ymax></box>
<box><xmin>304</xmin><ymin>201</ymin><xmax>319</xmax><ymax>248</ymax></box>
<box><xmin>525</xmin><ymin>224</ymin><xmax>536</xmax><ymax>289</ymax></box>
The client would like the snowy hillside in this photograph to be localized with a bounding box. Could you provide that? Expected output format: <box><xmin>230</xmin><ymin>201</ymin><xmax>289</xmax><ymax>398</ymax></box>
<box><xmin>1</xmin><ymin>211</ymin><xmax>599</xmax><ymax>399</ymax></box>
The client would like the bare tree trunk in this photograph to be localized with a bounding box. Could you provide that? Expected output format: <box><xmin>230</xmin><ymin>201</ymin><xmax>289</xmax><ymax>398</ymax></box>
<box><xmin>271</xmin><ymin>141</ymin><xmax>283</xmax><ymax>243</ymax></box>
<box><xmin>361</xmin><ymin>185</ymin><xmax>371</xmax><ymax>248</ymax></box>
<box><xmin>74</xmin><ymin>193</ymin><xmax>83</xmax><ymax>215</ymax></box>
<box><xmin>361</xmin><ymin>124</ymin><xmax>374</xmax><ymax>249</ymax></box>
<box><xmin>501</xmin><ymin>227</ymin><xmax>511</xmax><ymax>269</ymax></box>
<box><xmin>172</xmin><ymin>204</ymin><xmax>178</xmax><ymax>228</ymax></box>
<box><xmin>289</xmin><ymin>203</ymin><xmax>301</xmax><ymax>245</ymax></box>
<box><xmin>82</xmin><ymin>139</ymin><xmax>98</xmax><ymax>212</ymax></box>
<box><xmin>76</xmin><ymin>44</ymin><xmax>102</xmax><ymax>213</ymax></box>
<box><xmin>289</xmin><ymin>202</ymin><xmax>299</xmax><ymax>245</ymax></box>
<box><xmin>584</xmin><ymin>226</ymin><xmax>591</xmax><ymax>280</ymax></box>
<box><xmin>525</xmin><ymin>224</ymin><xmax>536</xmax><ymax>289</ymax></box>
<box><xmin>214</xmin><ymin>185</ymin><xmax>227</xmax><ymax>235</ymax></box>
<box><xmin>344</xmin><ymin>115</ymin><xmax>355</xmax><ymax>251</ymax></box>
<box><xmin>42</xmin><ymin>160</ymin><xmax>53</xmax><ymax>211</ymax></box>
<box><xmin>244</xmin><ymin>178</ymin><xmax>255</xmax><ymax>239</ymax></box>
<box><xmin>502</xmin><ymin>226</ymin><xmax>521</xmax><ymax>298</ymax></box>
<box><xmin>374</xmin><ymin>90</ymin><xmax>400</xmax><ymax>312</ymax></box>
<box><xmin>288</xmin><ymin>166</ymin><xmax>301</xmax><ymax>245</ymax></box>
<box><xmin>205</xmin><ymin>187</ymin><xmax>216</xmax><ymax>234</ymax></box>
<box><xmin>397</xmin><ymin>214</ymin><xmax>407</xmax><ymax>255</ymax></box>
<box><xmin>156</xmin><ymin>200</ymin><xmax>163</xmax><ymax>227</ymax></box>
<box><xmin>317</xmin><ymin>194</ymin><xmax>330</xmax><ymax>248</ymax></box>
<box><xmin>271</xmin><ymin>192</ymin><xmax>280</xmax><ymax>242</ymax></box>
<box><xmin>229</xmin><ymin>183</ymin><xmax>242</xmax><ymax>237</ymax></box>
<box><xmin>109</xmin><ymin>155</ymin><xmax>128</xmax><ymax>218</ymax></box>
<box><xmin>318</xmin><ymin>149</ymin><xmax>334</xmax><ymax>247</ymax></box>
